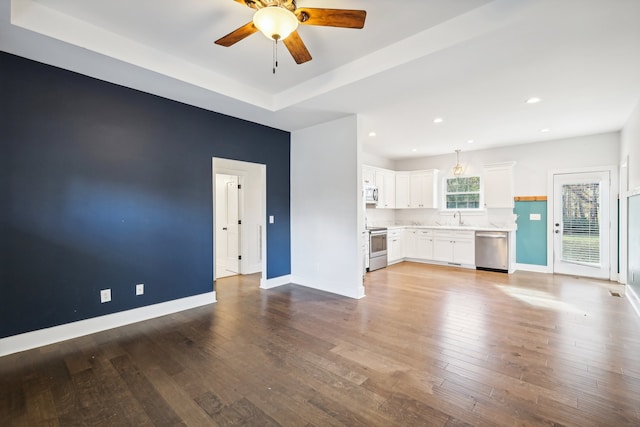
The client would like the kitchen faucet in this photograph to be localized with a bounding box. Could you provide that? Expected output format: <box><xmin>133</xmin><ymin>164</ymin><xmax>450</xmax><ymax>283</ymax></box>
<box><xmin>454</xmin><ymin>210</ymin><xmax>463</xmax><ymax>226</ymax></box>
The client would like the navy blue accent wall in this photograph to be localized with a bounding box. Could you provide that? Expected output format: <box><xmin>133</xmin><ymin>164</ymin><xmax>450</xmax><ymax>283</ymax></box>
<box><xmin>0</xmin><ymin>52</ymin><xmax>291</xmax><ymax>339</ymax></box>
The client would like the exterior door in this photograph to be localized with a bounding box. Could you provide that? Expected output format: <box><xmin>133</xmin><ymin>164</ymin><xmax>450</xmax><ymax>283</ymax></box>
<box><xmin>552</xmin><ymin>171</ymin><xmax>610</xmax><ymax>279</ymax></box>
<box><xmin>215</xmin><ymin>174</ymin><xmax>240</xmax><ymax>279</ymax></box>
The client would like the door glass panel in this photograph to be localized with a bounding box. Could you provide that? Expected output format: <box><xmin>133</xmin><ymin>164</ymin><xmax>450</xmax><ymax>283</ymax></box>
<box><xmin>561</xmin><ymin>183</ymin><xmax>600</xmax><ymax>265</ymax></box>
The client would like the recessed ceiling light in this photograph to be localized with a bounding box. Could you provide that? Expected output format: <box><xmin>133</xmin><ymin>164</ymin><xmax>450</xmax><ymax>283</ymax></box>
<box><xmin>526</xmin><ymin>97</ymin><xmax>541</xmax><ymax>104</ymax></box>
<box><xmin>368</xmin><ymin>131</ymin><xmax>376</xmax><ymax>137</ymax></box>
<box><xmin>467</xmin><ymin>139</ymin><xmax>474</xmax><ymax>144</ymax></box>
<box><xmin>411</xmin><ymin>148</ymin><xmax>417</xmax><ymax>152</ymax></box>
<box><xmin>540</xmin><ymin>128</ymin><xmax>551</xmax><ymax>133</ymax></box>
<box><xmin>433</xmin><ymin>117</ymin><xmax>444</xmax><ymax>124</ymax></box>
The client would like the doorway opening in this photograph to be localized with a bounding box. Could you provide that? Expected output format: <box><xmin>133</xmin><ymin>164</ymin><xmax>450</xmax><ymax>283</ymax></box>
<box><xmin>212</xmin><ymin>158</ymin><xmax>266</xmax><ymax>286</ymax></box>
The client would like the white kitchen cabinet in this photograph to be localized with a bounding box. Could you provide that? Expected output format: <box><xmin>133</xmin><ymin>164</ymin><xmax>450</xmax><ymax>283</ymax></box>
<box><xmin>387</xmin><ymin>229</ymin><xmax>404</xmax><ymax>264</ymax></box>
<box><xmin>376</xmin><ymin>169</ymin><xmax>396</xmax><ymax>209</ymax></box>
<box><xmin>410</xmin><ymin>170</ymin><xmax>439</xmax><ymax>209</ymax></box>
<box><xmin>403</xmin><ymin>228</ymin><xmax>433</xmax><ymax>260</ymax></box>
<box><xmin>362</xmin><ymin>165</ymin><xmax>376</xmax><ymax>185</ymax></box>
<box><xmin>432</xmin><ymin>229</ymin><xmax>475</xmax><ymax>265</ymax></box>
<box><xmin>483</xmin><ymin>162</ymin><xmax>515</xmax><ymax>209</ymax></box>
<box><xmin>404</xmin><ymin>228</ymin><xmax>418</xmax><ymax>258</ymax></box>
<box><xmin>416</xmin><ymin>230</ymin><xmax>434</xmax><ymax>259</ymax></box>
<box><xmin>395</xmin><ymin>172</ymin><xmax>411</xmax><ymax>208</ymax></box>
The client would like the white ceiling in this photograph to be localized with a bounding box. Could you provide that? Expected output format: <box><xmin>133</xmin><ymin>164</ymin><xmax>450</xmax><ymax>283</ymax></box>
<box><xmin>2</xmin><ymin>0</ymin><xmax>640</xmax><ymax>159</ymax></box>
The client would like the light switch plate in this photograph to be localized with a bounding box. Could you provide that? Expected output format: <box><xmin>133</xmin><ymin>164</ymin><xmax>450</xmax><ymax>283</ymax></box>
<box><xmin>530</xmin><ymin>213</ymin><xmax>541</xmax><ymax>221</ymax></box>
<box><xmin>269</xmin><ymin>215</ymin><xmax>274</xmax><ymax>224</ymax></box>
<box><xmin>136</xmin><ymin>283</ymin><xmax>144</xmax><ymax>296</ymax></box>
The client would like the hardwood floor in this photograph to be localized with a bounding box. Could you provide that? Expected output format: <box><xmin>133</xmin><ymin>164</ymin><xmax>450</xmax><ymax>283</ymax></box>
<box><xmin>2</xmin><ymin>263</ymin><xmax>640</xmax><ymax>426</ymax></box>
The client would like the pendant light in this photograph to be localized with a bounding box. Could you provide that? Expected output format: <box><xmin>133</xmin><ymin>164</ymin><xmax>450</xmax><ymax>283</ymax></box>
<box><xmin>453</xmin><ymin>149</ymin><xmax>464</xmax><ymax>176</ymax></box>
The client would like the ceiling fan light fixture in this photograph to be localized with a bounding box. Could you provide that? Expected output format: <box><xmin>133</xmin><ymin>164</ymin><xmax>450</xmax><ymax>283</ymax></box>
<box><xmin>253</xmin><ymin>6</ymin><xmax>299</xmax><ymax>41</ymax></box>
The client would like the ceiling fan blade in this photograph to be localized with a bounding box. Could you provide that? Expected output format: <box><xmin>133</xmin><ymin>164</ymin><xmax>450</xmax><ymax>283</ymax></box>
<box><xmin>296</xmin><ymin>8</ymin><xmax>366</xmax><ymax>29</ymax></box>
<box><xmin>233</xmin><ymin>0</ymin><xmax>258</xmax><ymax>8</ymax></box>
<box><xmin>214</xmin><ymin>22</ymin><xmax>258</xmax><ymax>47</ymax></box>
<box><xmin>283</xmin><ymin>31</ymin><xmax>312</xmax><ymax>64</ymax></box>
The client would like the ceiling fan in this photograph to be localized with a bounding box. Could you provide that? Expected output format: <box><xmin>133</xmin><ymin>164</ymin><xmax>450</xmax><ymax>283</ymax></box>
<box><xmin>214</xmin><ymin>0</ymin><xmax>367</xmax><ymax>65</ymax></box>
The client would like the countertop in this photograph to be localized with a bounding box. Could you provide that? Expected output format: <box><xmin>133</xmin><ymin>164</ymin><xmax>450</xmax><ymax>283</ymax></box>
<box><xmin>382</xmin><ymin>225</ymin><xmax>517</xmax><ymax>232</ymax></box>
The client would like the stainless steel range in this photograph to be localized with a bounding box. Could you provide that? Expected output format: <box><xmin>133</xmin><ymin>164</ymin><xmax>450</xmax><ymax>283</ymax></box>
<box><xmin>367</xmin><ymin>227</ymin><xmax>388</xmax><ymax>271</ymax></box>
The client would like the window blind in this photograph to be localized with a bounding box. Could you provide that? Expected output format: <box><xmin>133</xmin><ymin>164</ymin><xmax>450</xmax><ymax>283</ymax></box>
<box><xmin>561</xmin><ymin>183</ymin><xmax>600</xmax><ymax>265</ymax></box>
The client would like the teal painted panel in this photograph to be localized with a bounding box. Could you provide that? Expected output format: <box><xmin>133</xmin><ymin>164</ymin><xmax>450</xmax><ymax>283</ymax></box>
<box><xmin>515</xmin><ymin>201</ymin><xmax>547</xmax><ymax>266</ymax></box>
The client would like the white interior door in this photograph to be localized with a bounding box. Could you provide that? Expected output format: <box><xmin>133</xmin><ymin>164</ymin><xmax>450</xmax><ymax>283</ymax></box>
<box><xmin>552</xmin><ymin>171</ymin><xmax>610</xmax><ymax>279</ymax></box>
<box><xmin>215</xmin><ymin>174</ymin><xmax>240</xmax><ymax>279</ymax></box>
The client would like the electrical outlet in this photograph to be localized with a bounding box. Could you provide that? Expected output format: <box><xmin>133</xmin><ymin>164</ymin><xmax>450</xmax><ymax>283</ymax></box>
<box><xmin>136</xmin><ymin>283</ymin><xmax>144</xmax><ymax>296</ymax></box>
<box><xmin>100</xmin><ymin>289</ymin><xmax>111</xmax><ymax>303</ymax></box>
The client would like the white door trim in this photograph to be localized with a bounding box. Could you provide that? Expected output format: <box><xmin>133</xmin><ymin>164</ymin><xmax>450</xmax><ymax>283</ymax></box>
<box><xmin>212</xmin><ymin>158</ymin><xmax>267</xmax><ymax>286</ymax></box>
<box><xmin>620</xmin><ymin>157</ymin><xmax>628</xmax><ymax>284</ymax></box>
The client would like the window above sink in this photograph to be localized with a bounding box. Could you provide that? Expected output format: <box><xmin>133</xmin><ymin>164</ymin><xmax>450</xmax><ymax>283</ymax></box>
<box><xmin>443</xmin><ymin>176</ymin><xmax>482</xmax><ymax>211</ymax></box>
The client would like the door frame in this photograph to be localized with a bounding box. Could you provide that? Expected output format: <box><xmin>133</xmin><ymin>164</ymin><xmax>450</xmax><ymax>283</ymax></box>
<box><xmin>212</xmin><ymin>158</ymin><xmax>267</xmax><ymax>286</ymax></box>
<box><xmin>546</xmin><ymin>165</ymin><xmax>619</xmax><ymax>281</ymax></box>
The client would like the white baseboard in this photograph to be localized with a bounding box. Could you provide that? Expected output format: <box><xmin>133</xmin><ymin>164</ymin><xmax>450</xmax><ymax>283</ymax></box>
<box><xmin>515</xmin><ymin>263</ymin><xmax>551</xmax><ymax>273</ymax></box>
<box><xmin>626</xmin><ymin>285</ymin><xmax>640</xmax><ymax>320</ymax></box>
<box><xmin>0</xmin><ymin>291</ymin><xmax>216</xmax><ymax>358</ymax></box>
<box><xmin>290</xmin><ymin>276</ymin><xmax>365</xmax><ymax>299</ymax></box>
<box><xmin>260</xmin><ymin>274</ymin><xmax>292</xmax><ymax>289</ymax></box>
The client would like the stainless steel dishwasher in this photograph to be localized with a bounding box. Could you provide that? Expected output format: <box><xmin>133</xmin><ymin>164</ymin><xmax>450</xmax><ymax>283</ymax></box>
<box><xmin>475</xmin><ymin>231</ymin><xmax>509</xmax><ymax>272</ymax></box>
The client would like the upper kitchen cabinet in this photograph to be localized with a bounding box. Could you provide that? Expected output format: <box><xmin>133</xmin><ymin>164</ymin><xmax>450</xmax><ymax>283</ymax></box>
<box><xmin>395</xmin><ymin>172</ymin><xmax>411</xmax><ymax>208</ymax></box>
<box><xmin>376</xmin><ymin>168</ymin><xmax>396</xmax><ymax>208</ymax></box>
<box><xmin>483</xmin><ymin>162</ymin><xmax>515</xmax><ymax>209</ymax></box>
<box><xmin>410</xmin><ymin>170</ymin><xmax>440</xmax><ymax>209</ymax></box>
<box><xmin>362</xmin><ymin>165</ymin><xmax>376</xmax><ymax>185</ymax></box>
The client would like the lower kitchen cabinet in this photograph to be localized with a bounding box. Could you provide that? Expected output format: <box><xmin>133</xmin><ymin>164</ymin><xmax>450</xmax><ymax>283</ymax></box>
<box><xmin>432</xmin><ymin>230</ymin><xmax>475</xmax><ymax>265</ymax></box>
<box><xmin>404</xmin><ymin>229</ymin><xmax>418</xmax><ymax>258</ymax></box>
<box><xmin>387</xmin><ymin>229</ymin><xmax>404</xmax><ymax>263</ymax></box>
<box><xmin>371</xmin><ymin>227</ymin><xmax>511</xmax><ymax>272</ymax></box>
<box><xmin>416</xmin><ymin>230</ymin><xmax>434</xmax><ymax>259</ymax></box>
<box><xmin>404</xmin><ymin>228</ymin><xmax>434</xmax><ymax>260</ymax></box>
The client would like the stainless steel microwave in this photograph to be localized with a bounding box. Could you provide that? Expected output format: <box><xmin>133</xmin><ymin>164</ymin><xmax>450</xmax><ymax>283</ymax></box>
<box><xmin>364</xmin><ymin>185</ymin><xmax>378</xmax><ymax>205</ymax></box>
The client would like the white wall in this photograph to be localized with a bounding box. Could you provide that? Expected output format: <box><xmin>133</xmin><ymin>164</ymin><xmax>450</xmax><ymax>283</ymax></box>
<box><xmin>622</xmin><ymin>100</ymin><xmax>640</xmax><ymax>192</ymax></box>
<box><xmin>395</xmin><ymin>132</ymin><xmax>620</xmax><ymax>197</ymax></box>
<box><xmin>291</xmin><ymin>115</ymin><xmax>365</xmax><ymax>299</ymax></box>
<box><xmin>621</xmin><ymin>99</ymin><xmax>640</xmax><ymax>286</ymax></box>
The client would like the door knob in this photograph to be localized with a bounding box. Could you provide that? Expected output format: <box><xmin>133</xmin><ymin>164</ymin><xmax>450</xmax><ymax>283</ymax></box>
<box><xmin>222</xmin><ymin>227</ymin><xmax>228</xmax><ymax>231</ymax></box>
<box><xmin>555</xmin><ymin>230</ymin><xmax>559</xmax><ymax>234</ymax></box>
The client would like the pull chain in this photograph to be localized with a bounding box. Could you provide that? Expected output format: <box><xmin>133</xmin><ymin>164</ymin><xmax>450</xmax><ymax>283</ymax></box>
<box><xmin>272</xmin><ymin>38</ymin><xmax>279</xmax><ymax>74</ymax></box>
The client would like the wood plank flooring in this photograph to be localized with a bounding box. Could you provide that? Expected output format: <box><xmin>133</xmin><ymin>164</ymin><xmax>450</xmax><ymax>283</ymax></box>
<box><xmin>2</xmin><ymin>263</ymin><xmax>640</xmax><ymax>426</ymax></box>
